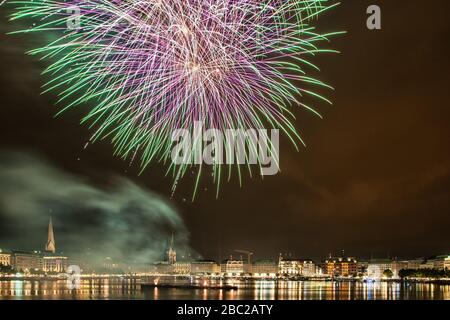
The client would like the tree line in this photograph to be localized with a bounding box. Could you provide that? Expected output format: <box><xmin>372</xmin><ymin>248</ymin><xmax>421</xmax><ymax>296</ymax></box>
<box><xmin>398</xmin><ymin>268</ymin><xmax>450</xmax><ymax>279</ymax></box>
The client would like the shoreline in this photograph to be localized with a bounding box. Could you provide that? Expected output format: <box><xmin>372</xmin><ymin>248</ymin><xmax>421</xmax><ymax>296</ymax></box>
<box><xmin>1</xmin><ymin>275</ymin><xmax>449</xmax><ymax>285</ymax></box>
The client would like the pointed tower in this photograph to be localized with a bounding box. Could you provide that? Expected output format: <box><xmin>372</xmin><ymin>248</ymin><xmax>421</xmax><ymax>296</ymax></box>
<box><xmin>45</xmin><ymin>217</ymin><xmax>56</xmax><ymax>253</ymax></box>
<box><xmin>166</xmin><ymin>232</ymin><xmax>176</xmax><ymax>264</ymax></box>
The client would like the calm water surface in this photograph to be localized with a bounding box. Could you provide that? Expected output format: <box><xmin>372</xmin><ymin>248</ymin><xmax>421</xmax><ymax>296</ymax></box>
<box><xmin>0</xmin><ymin>278</ymin><xmax>449</xmax><ymax>300</ymax></box>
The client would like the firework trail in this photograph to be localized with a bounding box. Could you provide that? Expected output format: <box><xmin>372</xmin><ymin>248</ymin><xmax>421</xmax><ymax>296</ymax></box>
<box><xmin>9</xmin><ymin>0</ymin><xmax>341</xmax><ymax>197</ymax></box>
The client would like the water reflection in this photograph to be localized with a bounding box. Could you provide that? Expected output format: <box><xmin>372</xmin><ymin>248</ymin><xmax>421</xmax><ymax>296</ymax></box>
<box><xmin>0</xmin><ymin>278</ymin><xmax>140</xmax><ymax>300</ymax></box>
<box><xmin>0</xmin><ymin>279</ymin><xmax>448</xmax><ymax>300</ymax></box>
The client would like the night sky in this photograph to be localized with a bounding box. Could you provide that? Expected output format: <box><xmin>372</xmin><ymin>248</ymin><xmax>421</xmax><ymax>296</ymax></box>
<box><xmin>0</xmin><ymin>1</ymin><xmax>449</xmax><ymax>262</ymax></box>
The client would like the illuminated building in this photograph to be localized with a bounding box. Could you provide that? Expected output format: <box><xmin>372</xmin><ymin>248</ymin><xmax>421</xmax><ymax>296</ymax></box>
<box><xmin>191</xmin><ymin>260</ymin><xmax>221</xmax><ymax>275</ymax></box>
<box><xmin>0</xmin><ymin>249</ymin><xmax>12</xmax><ymax>266</ymax></box>
<box><xmin>427</xmin><ymin>255</ymin><xmax>450</xmax><ymax>270</ymax></box>
<box><xmin>407</xmin><ymin>258</ymin><xmax>424</xmax><ymax>269</ymax></box>
<box><xmin>338</xmin><ymin>257</ymin><xmax>358</xmax><ymax>276</ymax></box>
<box><xmin>323</xmin><ymin>258</ymin><xmax>336</xmax><ymax>276</ymax></box>
<box><xmin>42</xmin><ymin>218</ymin><xmax>68</xmax><ymax>273</ymax></box>
<box><xmin>277</xmin><ymin>256</ymin><xmax>318</xmax><ymax>276</ymax></box>
<box><xmin>278</xmin><ymin>257</ymin><xmax>302</xmax><ymax>276</ymax></box>
<box><xmin>323</xmin><ymin>253</ymin><xmax>358</xmax><ymax>277</ymax></box>
<box><xmin>45</xmin><ymin>217</ymin><xmax>56</xmax><ymax>254</ymax></box>
<box><xmin>11</xmin><ymin>250</ymin><xmax>43</xmax><ymax>272</ymax></box>
<box><xmin>220</xmin><ymin>259</ymin><xmax>244</xmax><ymax>276</ymax></box>
<box><xmin>151</xmin><ymin>234</ymin><xmax>185</xmax><ymax>274</ymax></box>
<box><xmin>366</xmin><ymin>256</ymin><xmax>450</xmax><ymax>279</ymax></box>
<box><xmin>278</xmin><ymin>257</ymin><xmax>299</xmax><ymax>275</ymax></box>
<box><xmin>43</xmin><ymin>254</ymin><xmax>68</xmax><ymax>273</ymax></box>
<box><xmin>173</xmin><ymin>261</ymin><xmax>192</xmax><ymax>275</ymax></box>
<box><xmin>419</xmin><ymin>260</ymin><xmax>435</xmax><ymax>269</ymax></box>
<box><xmin>252</xmin><ymin>260</ymin><xmax>277</xmax><ymax>278</ymax></box>
<box><xmin>366</xmin><ymin>264</ymin><xmax>382</xmax><ymax>279</ymax></box>
<box><xmin>3</xmin><ymin>220</ymin><xmax>68</xmax><ymax>273</ymax></box>
<box><xmin>127</xmin><ymin>263</ymin><xmax>157</xmax><ymax>274</ymax></box>
<box><xmin>357</xmin><ymin>260</ymin><xmax>369</xmax><ymax>276</ymax></box>
<box><xmin>367</xmin><ymin>258</ymin><xmax>415</xmax><ymax>279</ymax></box>
<box><xmin>103</xmin><ymin>257</ymin><xmax>119</xmax><ymax>270</ymax></box>
<box><xmin>165</xmin><ymin>233</ymin><xmax>177</xmax><ymax>265</ymax></box>
<box><xmin>367</xmin><ymin>259</ymin><xmax>392</xmax><ymax>277</ymax></box>
<box><xmin>390</xmin><ymin>260</ymin><xmax>409</xmax><ymax>277</ymax></box>
<box><xmin>301</xmin><ymin>260</ymin><xmax>316</xmax><ymax>276</ymax></box>
<box><xmin>153</xmin><ymin>262</ymin><xmax>172</xmax><ymax>274</ymax></box>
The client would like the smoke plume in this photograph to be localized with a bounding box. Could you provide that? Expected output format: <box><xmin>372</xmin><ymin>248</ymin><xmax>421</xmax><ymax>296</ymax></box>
<box><xmin>0</xmin><ymin>151</ymin><xmax>191</xmax><ymax>266</ymax></box>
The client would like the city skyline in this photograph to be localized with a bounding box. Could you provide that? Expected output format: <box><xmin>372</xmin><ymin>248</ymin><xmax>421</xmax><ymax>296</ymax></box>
<box><xmin>1</xmin><ymin>213</ymin><xmax>449</xmax><ymax>303</ymax></box>
<box><xmin>1</xmin><ymin>217</ymin><xmax>448</xmax><ymax>267</ymax></box>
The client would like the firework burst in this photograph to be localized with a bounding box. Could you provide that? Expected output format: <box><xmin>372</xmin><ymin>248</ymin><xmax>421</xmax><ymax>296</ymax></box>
<box><xmin>9</xmin><ymin>0</ymin><xmax>341</xmax><ymax>197</ymax></box>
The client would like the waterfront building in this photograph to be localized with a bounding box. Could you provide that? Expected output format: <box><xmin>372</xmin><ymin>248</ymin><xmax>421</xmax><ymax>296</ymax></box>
<box><xmin>278</xmin><ymin>255</ymin><xmax>306</xmax><ymax>276</ymax></box>
<box><xmin>301</xmin><ymin>260</ymin><xmax>316</xmax><ymax>276</ymax></box>
<box><xmin>12</xmin><ymin>250</ymin><xmax>43</xmax><ymax>272</ymax></box>
<box><xmin>427</xmin><ymin>255</ymin><xmax>450</xmax><ymax>270</ymax></box>
<box><xmin>278</xmin><ymin>258</ymin><xmax>301</xmax><ymax>275</ymax></box>
<box><xmin>151</xmin><ymin>235</ymin><xmax>188</xmax><ymax>275</ymax></box>
<box><xmin>337</xmin><ymin>257</ymin><xmax>358</xmax><ymax>277</ymax></box>
<box><xmin>315</xmin><ymin>265</ymin><xmax>324</xmax><ymax>275</ymax></box>
<box><xmin>154</xmin><ymin>262</ymin><xmax>173</xmax><ymax>274</ymax></box>
<box><xmin>0</xmin><ymin>249</ymin><xmax>12</xmax><ymax>266</ymax></box>
<box><xmin>173</xmin><ymin>261</ymin><xmax>192</xmax><ymax>275</ymax></box>
<box><xmin>391</xmin><ymin>260</ymin><xmax>409</xmax><ymax>278</ymax></box>
<box><xmin>367</xmin><ymin>259</ymin><xmax>392</xmax><ymax>278</ymax></box>
<box><xmin>367</xmin><ymin>264</ymin><xmax>382</xmax><ymax>279</ymax></box>
<box><xmin>357</xmin><ymin>260</ymin><xmax>369</xmax><ymax>276</ymax></box>
<box><xmin>407</xmin><ymin>258</ymin><xmax>424</xmax><ymax>269</ymax></box>
<box><xmin>43</xmin><ymin>254</ymin><xmax>68</xmax><ymax>273</ymax></box>
<box><xmin>127</xmin><ymin>263</ymin><xmax>157</xmax><ymax>274</ymax></box>
<box><xmin>323</xmin><ymin>257</ymin><xmax>336</xmax><ymax>276</ymax></box>
<box><xmin>323</xmin><ymin>255</ymin><xmax>358</xmax><ymax>277</ymax></box>
<box><xmin>366</xmin><ymin>256</ymin><xmax>449</xmax><ymax>277</ymax></box>
<box><xmin>368</xmin><ymin>259</ymin><xmax>392</xmax><ymax>271</ymax></box>
<box><xmin>191</xmin><ymin>260</ymin><xmax>221</xmax><ymax>275</ymax></box>
<box><xmin>41</xmin><ymin>218</ymin><xmax>68</xmax><ymax>273</ymax></box>
<box><xmin>419</xmin><ymin>260</ymin><xmax>435</xmax><ymax>269</ymax></box>
<box><xmin>278</xmin><ymin>257</ymin><xmax>317</xmax><ymax>276</ymax></box>
<box><xmin>221</xmin><ymin>259</ymin><xmax>244</xmax><ymax>276</ymax></box>
<box><xmin>165</xmin><ymin>233</ymin><xmax>177</xmax><ymax>265</ymax></box>
<box><xmin>103</xmin><ymin>257</ymin><xmax>119</xmax><ymax>270</ymax></box>
<box><xmin>252</xmin><ymin>260</ymin><xmax>278</xmax><ymax>278</ymax></box>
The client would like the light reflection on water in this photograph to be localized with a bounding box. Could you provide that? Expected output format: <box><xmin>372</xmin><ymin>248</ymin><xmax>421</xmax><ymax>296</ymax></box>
<box><xmin>0</xmin><ymin>279</ymin><xmax>449</xmax><ymax>300</ymax></box>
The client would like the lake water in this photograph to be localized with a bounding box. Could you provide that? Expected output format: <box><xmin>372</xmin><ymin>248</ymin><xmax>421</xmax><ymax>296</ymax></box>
<box><xmin>0</xmin><ymin>278</ymin><xmax>449</xmax><ymax>300</ymax></box>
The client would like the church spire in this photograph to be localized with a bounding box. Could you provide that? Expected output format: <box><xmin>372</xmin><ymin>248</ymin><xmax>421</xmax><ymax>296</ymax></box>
<box><xmin>167</xmin><ymin>232</ymin><xmax>176</xmax><ymax>264</ymax></box>
<box><xmin>45</xmin><ymin>217</ymin><xmax>56</xmax><ymax>253</ymax></box>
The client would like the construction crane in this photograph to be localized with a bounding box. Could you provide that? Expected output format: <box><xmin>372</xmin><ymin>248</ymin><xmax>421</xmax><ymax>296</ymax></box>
<box><xmin>234</xmin><ymin>250</ymin><xmax>253</xmax><ymax>265</ymax></box>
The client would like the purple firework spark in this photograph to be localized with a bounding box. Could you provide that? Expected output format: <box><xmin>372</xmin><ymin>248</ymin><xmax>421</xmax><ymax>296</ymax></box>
<box><xmin>9</xmin><ymin>0</ymin><xmax>341</xmax><ymax>196</ymax></box>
